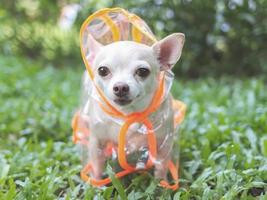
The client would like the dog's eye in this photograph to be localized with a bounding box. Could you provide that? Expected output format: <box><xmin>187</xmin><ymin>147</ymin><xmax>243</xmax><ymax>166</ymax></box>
<box><xmin>136</xmin><ymin>68</ymin><xmax>150</xmax><ymax>78</ymax></box>
<box><xmin>98</xmin><ymin>66</ymin><xmax>110</xmax><ymax>77</ymax></box>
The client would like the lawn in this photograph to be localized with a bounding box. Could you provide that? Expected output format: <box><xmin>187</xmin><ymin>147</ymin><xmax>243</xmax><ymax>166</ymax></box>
<box><xmin>0</xmin><ymin>56</ymin><xmax>266</xmax><ymax>199</ymax></box>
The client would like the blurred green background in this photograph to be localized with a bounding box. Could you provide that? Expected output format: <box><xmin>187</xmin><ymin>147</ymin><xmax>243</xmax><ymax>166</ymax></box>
<box><xmin>1</xmin><ymin>1</ymin><xmax>267</xmax><ymax>199</ymax></box>
<box><xmin>1</xmin><ymin>0</ymin><xmax>267</xmax><ymax>77</ymax></box>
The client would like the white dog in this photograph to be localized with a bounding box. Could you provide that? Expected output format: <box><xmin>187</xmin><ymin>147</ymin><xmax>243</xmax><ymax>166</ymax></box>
<box><xmin>80</xmin><ymin>33</ymin><xmax>185</xmax><ymax>180</ymax></box>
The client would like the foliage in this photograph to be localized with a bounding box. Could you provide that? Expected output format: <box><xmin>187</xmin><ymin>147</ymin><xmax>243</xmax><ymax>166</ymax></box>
<box><xmin>0</xmin><ymin>56</ymin><xmax>266</xmax><ymax>199</ymax></box>
<box><xmin>115</xmin><ymin>0</ymin><xmax>267</xmax><ymax>77</ymax></box>
<box><xmin>1</xmin><ymin>0</ymin><xmax>267</xmax><ymax>76</ymax></box>
<box><xmin>0</xmin><ymin>0</ymin><xmax>80</xmax><ymax>65</ymax></box>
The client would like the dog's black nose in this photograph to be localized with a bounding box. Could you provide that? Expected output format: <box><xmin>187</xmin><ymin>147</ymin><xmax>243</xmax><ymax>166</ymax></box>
<box><xmin>113</xmin><ymin>82</ymin><xmax>129</xmax><ymax>97</ymax></box>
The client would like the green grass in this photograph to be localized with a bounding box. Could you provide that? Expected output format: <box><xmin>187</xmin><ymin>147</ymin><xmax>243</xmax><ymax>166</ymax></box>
<box><xmin>0</xmin><ymin>56</ymin><xmax>266</xmax><ymax>199</ymax></box>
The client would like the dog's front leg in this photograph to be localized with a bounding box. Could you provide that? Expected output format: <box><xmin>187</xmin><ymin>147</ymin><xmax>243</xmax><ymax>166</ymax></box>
<box><xmin>88</xmin><ymin>136</ymin><xmax>106</xmax><ymax>179</ymax></box>
<box><xmin>154</xmin><ymin>136</ymin><xmax>173</xmax><ymax>180</ymax></box>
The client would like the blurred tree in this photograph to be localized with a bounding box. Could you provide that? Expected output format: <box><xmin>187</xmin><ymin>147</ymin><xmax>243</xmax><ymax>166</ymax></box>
<box><xmin>0</xmin><ymin>0</ymin><xmax>266</xmax><ymax>77</ymax></box>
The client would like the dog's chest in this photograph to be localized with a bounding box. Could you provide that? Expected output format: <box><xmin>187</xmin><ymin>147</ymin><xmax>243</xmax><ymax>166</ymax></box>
<box><xmin>84</xmin><ymin>99</ymin><xmax>143</xmax><ymax>142</ymax></box>
<box><xmin>94</xmin><ymin>116</ymin><xmax>143</xmax><ymax>142</ymax></box>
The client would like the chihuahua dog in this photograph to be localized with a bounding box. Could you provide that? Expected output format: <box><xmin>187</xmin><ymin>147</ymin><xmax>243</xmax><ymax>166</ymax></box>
<box><xmin>80</xmin><ymin>33</ymin><xmax>185</xmax><ymax>180</ymax></box>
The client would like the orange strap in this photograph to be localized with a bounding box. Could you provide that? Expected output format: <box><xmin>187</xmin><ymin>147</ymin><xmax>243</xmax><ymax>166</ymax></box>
<box><xmin>159</xmin><ymin>161</ymin><xmax>179</xmax><ymax>190</ymax></box>
<box><xmin>116</xmin><ymin>117</ymin><xmax>157</xmax><ymax>171</ymax></box>
<box><xmin>81</xmin><ymin>162</ymin><xmax>134</xmax><ymax>186</ymax></box>
<box><xmin>80</xmin><ymin>159</ymin><xmax>179</xmax><ymax>190</ymax></box>
<box><xmin>72</xmin><ymin>112</ymin><xmax>90</xmax><ymax>144</ymax></box>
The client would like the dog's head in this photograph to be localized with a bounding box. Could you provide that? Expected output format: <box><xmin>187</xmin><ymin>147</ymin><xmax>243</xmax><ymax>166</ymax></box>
<box><xmin>88</xmin><ymin>33</ymin><xmax>185</xmax><ymax>113</ymax></box>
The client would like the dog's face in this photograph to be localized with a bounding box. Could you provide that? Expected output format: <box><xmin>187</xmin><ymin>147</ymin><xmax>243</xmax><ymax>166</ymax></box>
<box><xmin>88</xmin><ymin>33</ymin><xmax>185</xmax><ymax>113</ymax></box>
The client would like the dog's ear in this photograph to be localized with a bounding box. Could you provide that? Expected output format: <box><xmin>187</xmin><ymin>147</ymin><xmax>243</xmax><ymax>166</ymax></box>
<box><xmin>152</xmin><ymin>33</ymin><xmax>185</xmax><ymax>71</ymax></box>
<box><xmin>87</xmin><ymin>34</ymin><xmax>103</xmax><ymax>54</ymax></box>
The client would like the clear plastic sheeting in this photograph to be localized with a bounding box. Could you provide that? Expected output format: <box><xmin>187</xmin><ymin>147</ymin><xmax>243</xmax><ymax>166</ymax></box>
<box><xmin>72</xmin><ymin>8</ymin><xmax>186</xmax><ymax>190</ymax></box>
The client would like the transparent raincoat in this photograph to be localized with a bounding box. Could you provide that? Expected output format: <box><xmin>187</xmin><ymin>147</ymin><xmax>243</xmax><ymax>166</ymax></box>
<box><xmin>72</xmin><ymin>8</ymin><xmax>186</xmax><ymax>190</ymax></box>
